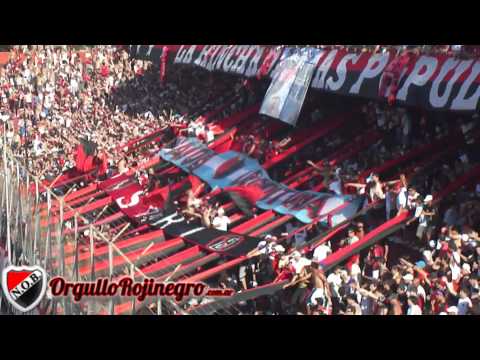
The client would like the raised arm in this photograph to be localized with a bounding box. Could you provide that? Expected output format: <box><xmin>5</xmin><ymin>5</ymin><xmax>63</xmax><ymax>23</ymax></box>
<box><xmin>345</xmin><ymin>182</ymin><xmax>367</xmax><ymax>189</ymax></box>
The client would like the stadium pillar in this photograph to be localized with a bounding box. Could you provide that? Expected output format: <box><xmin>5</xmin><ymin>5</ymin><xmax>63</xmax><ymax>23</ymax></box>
<box><xmin>108</xmin><ymin>239</ymin><xmax>114</xmax><ymax>315</ymax></box>
<box><xmin>56</xmin><ymin>197</ymin><xmax>69</xmax><ymax>314</ymax></box>
<box><xmin>89</xmin><ymin>225</ymin><xmax>95</xmax><ymax>281</ymax></box>
<box><xmin>73</xmin><ymin>214</ymin><xmax>79</xmax><ymax>281</ymax></box>
<box><xmin>130</xmin><ymin>263</ymin><xmax>136</xmax><ymax>315</ymax></box>
<box><xmin>45</xmin><ymin>191</ymin><xmax>52</xmax><ymax>272</ymax></box>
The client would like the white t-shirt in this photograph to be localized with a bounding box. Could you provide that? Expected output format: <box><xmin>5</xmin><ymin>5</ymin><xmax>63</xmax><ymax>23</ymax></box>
<box><xmin>407</xmin><ymin>304</ymin><xmax>422</xmax><ymax>315</ymax></box>
<box><xmin>350</xmin><ymin>263</ymin><xmax>361</xmax><ymax>279</ymax></box>
<box><xmin>417</xmin><ymin>285</ymin><xmax>427</xmax><ymax>301</ymax></box>
<box><xmin>407</xmin><ymin>193</ymin><xmax>419</xmax><ymax>210</ymax></box>
<box><xmin>457</xmin><ymin>297</ymin><xmax>472</xmax><ymax>315</ymax></box>
<box><xmin>313</xmin><ymin>243</ymin><xmax>332</xmax><ymax>263</ymax></box>
<box><xmin>396</xmin><ymin>188</ymin><xmax>407</xmax><ymax>210</ymax></box>
<box><xmin>70</xmin><ymin>79</ymin><xmax>78</xmax><ymax>92</ymax></box>
<box><xmin>291</xmin><ymin>257</ymin><xmax>311</xmax><ymax>274</ymax></box>
<box><xmin>450</xmin><ymin>252</ymin><xmax>462</xmax><ymax>281</ymax></box>
<box><xmin>327</xmin><ymin>273</ymin><xmax>342</xmax><ymax>298</ymax></box>
<box><xmin>0</xmin><ymin>113</ymin><xmax>9</xmax><ymax>123</ymax></box>
<box><xmin>33</xmin><ymin>138</ymin><xmax>42</xmax><ymax>156</ymax></box>
<box><xmin>212</xmin><ymin>215</ymin><xmax>231</xmax><ymax>231</ymax></box>
<box><xmin>414</xmin><ymin>205</ymin><xmax>429</xmax><ymax>226</ymax></box>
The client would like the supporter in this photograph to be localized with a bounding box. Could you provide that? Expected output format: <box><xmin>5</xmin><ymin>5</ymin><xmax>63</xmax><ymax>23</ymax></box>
<box><xmin>344</xmin><ymin>294</ymin><xmax>362</xmax><ymax>315</ymax></box>
<box><xmin>312</xmin><ymin>241</ymin><xmax>332</xmax><ymax>263</ymax></box>
<box><xmin>407</xmin><ymin>296</ymin><xmax>422</xmax><ymax>315</ymax></box>
<box><xmin>184</xmin><ymin>189</ymin><xmax>203</xmax><ymax>221</ymax></box>
<box><xmin>211</xmin><ymin>207</ymin><xmax>231</xmax><ymax>231</ymax></box>
<box><xmin>286</xmin><ymin>265</ymin><xmax>311</xmax><ymax>313</ymax></box>
<box><xmin>307</xmin><ymin>262</ymin><xmax>331</xmax><ymax>315</ymax></box>
<box><xmin>457</xmin><ymin>288</ymin><xmax>473</xmax><ymax>315</ymax></box>
<box><xmin>340</xmin><ymin>228</ymin><xmax>359</xmax><ymax>247</ymax></box>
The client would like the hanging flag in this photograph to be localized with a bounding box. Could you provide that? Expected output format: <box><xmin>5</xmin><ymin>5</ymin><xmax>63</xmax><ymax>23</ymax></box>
<box><xmin>160</xmin><ymin>46</ymin><xmax>169</xmax><ymax>83</ymax></box>
<box><xmin>144</xmin><ymin>186</ymin><xmax>169</xmax><ymax>210</ymax></box>
<box><xmin>212</xmin><ymin>128</ymin><xmax>238</xmax><ymax>154</ymax></box>
<box><xmin>75</xmin><ymin>138</ymin><xmax>97</xmax><ymax>173</ymax></box>
<box><xmin>378</xmin><ymin>50</ymin><xmax>416</xmax><ymax>105</ymax></box>
<box><xmin>223</xmin><ymin>184</ymin><xmax>266</xmax><ymax>217</ymax></box>
<box><xmin>188</xmin><ymin>175</ymin><xmax>204</xmax><ymax>197</ymax></box>
<box><xmin>82</xmin><ymin>155</ymin><xmax>96</xmax><ymax>173</ymax></box>
<box><xmin>259</xmin><ymin>47</ymin><xmax>321</xmax><ymax>126</ymax></box>
<box><xmin>257</xmin><ymin>47</ymin><xmax>280</xmax><ymax>80</ymax></box>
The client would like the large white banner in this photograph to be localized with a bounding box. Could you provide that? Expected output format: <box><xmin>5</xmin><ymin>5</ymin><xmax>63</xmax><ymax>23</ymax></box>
<box><xmin>280</xmin><ymin>48</ymin><xmax>322</xmax><ymax>126</ymax></box>
<box><xmin>259</xmin><ymin>48</ymin><xmax>321</xmax><ymax>125</ymax></box>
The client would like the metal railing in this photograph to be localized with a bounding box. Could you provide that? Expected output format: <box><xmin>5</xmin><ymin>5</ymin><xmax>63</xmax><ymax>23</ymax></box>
<box><xmin>0</xmin><ymin>140</ymin><xmax>184</xmax><ymax>315</ymax></box>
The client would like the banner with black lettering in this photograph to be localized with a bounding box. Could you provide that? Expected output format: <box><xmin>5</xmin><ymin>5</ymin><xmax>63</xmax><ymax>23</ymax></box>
<box><xmin>158</xmin><ymin>137</ymin><xmax>363</xmax><ymax>226</ymax></box>
<box><xmin>260</xmin><ymin>47</ymin><xmax>321</xmax><ymax>125</ymax></box>
<box><xmin>128</xmin><ymin>45</ymin><xmax>480</xmax><ymax>112</ymax></box>
<box><xmin>127</xmin><ymin>45</ymin><xmax>282</xmax><ymax>80</ymax></box>
<box><xmin>149</xmin><ymin>212</ymin><xmax>262</xmax><ymax>258</ymax></box>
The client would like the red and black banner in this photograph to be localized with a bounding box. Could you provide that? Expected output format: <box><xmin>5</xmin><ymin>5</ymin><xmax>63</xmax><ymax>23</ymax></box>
<box><xmin>127</xmin><ymin>45</ymin><xmax>283</xmax><ymax>81</ymax></box>
<box><xmin>98</xmin><ymin>173</ymin><xmax>164</xmax><ymax>219</ymax></box>
<box><xmin>127</xmin><ymin>45</ymin><xmax>480</xmax><ymax>112</ymax></box>
<box><xmin>150</xmin><ymin>212</ymin><xmax>262</xmax><ymax>258</ymax></box>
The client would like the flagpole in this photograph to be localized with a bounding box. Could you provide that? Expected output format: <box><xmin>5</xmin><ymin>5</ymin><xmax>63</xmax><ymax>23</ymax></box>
<box><xmin>44</xmin><ymin>190</ymin><xmax>52</xmax><ymax>271</ymax></box>
<box><xmin>0</xmin><ymin>174</ymin><xmax>4</xmax><ymax>243</ymax></box>
<box><xmin>3</xmin><ymin>122</ymin><xmax>11</xmax><ymax>265</ymax></box>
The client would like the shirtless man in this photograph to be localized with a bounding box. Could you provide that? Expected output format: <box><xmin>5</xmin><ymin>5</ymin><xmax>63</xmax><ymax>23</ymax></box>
<box><xmin>307</xmin><ymin>160</ymin><xmax>334</xmax><ymax>189</ymax></box>
<box><xmin>307</xmin><ymin>262</ymin><xmax>332</xmax><ymax>315</ymax></box>
<box><xmin>183</xmin><ymin>189</ymin><xmax>203</xmax><ymax>221</ymax></box>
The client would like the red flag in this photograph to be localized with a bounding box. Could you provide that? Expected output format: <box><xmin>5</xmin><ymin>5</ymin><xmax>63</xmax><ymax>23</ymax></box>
<box><xmin>82</xmin><ymin>155</ymin><xmax>95</xmax><ymax>173</ymax></box>
<box><xmin>189</xmin><ymin>175</ymin><xmax>204</xmax><ymax>197</ymax></box>
<box><xmin>98</xmin><ymin>152</ymin><xmax>108</xmax><ymax>176</ymax></box>
<box><xmin>160</xmin><ymin>46</ymin><xmax>169</xmax><ymax>83</ymax></box>
<box><xmin>223</xmin><ymin>184</ymin><xmax>266</xmax><ymax>205</ymax></box>
<box><xmin>379</xmin><ymin>50</ymin><xmax>416</xmax><ymax>105</ymax></box>
<box><xmin>212</xmin><ymin>128</ymin><xmax>237</xmax><ymax>154</ymax></box>
<box><xmin>145</xmin><ymin>186</ymin><xmax>169</xmax><ymax>209</ymax></box>
<box><xmin>75</xmin><ymin>144</ymin><xmax>87</xmax><ymax>172</ymax></box>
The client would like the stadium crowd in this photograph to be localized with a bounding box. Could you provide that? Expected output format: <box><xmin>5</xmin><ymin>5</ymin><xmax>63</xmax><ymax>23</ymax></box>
<box><xmin>1</xmin><ymin>45</ymin><xmax>480</xmax><ymax>316</ymax></box>
<box><xmin>197</xmin><ymin>102</ymin><xmax>480</xmax><ymax>316</ymax></box>
<box><xmin>0</xmin><ymin>45</ymin><xmax>256</xmax><ymax>183</ymax></box>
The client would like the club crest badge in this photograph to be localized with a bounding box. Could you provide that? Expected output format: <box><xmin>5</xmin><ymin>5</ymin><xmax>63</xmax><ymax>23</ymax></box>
<box><xmin>1</xmin><ymin>265</ymin><xmax>47</xmax><ymax>312</ymax></box>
